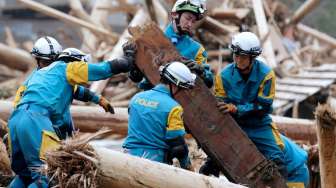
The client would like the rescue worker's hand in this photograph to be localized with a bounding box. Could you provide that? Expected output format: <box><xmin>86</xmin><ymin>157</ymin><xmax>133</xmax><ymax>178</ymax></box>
<box><xmin>122</xmin><ymin>41</ymin><xmax>137</xmax><ymax>58</ymax></box>
<box><xmin>217</xmin><ymin>102</ymin><xmax>237</xmax><ymax>114</ymax></box>
<box><xmin>99</xmin><ymin>96</ymin><xmax>115</xmax><ymax>114</ymax></box>
<box><xmin>128</xmin><ymin>66</ymin><xmax>144</xmax><ymax>83</ymax></box>
<box><xmin>185</xmin><ymin>60</ymin><xmax>205</xmax><ymax>76</ymax></box>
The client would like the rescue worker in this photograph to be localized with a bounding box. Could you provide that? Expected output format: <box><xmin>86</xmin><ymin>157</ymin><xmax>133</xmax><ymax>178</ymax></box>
<box><xmin>8</xmin><ymin>37</ymin><xmax>136</xmax><ymax>187</ymax></box>
<box><xmin>13</xmin><ymin>38</ymin><xmax>113</xmax><ymax>139</ymax></box>
<box><xmin>123</xmin><ymin>61</ymin><xmax>195</xmax><ymax>169</ymax></box>
<box><xmin>200</xmin><ymin>32</ymin><xmax>287</xmax><ymax>178</ymax></box>
<box><xmin>281</xmin><ymin>135</ymin><xmax>309</xmax><ymax>188</ymax></box>
<box><xmin>129</xmin><ymin>0</ymin><xmax>213</xmax><ymax>89</ymax></box>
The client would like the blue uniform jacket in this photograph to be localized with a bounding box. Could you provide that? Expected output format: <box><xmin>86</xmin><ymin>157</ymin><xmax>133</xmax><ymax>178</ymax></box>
<box><xmin>139</xmin><ymin>24</ymin><xmax>213</xmax><ymax>89</ymax></box>
<box><xmin>123</xmin><ymin>84</ymin><xmax>186</xmax><ymax>150</ymax></box>
<box><xmin>214</xmin><ymin>59</ymin><xmax>276</xmax><ymax>127</ymax></box>
<box><xmin>16</xmin><ymin>60</ymin><xmax>111</xmax><ymax>124</ymax></box>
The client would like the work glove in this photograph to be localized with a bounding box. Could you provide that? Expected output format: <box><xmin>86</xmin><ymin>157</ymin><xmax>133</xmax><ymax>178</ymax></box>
<box><xmin>182</xmin><ymin>59</ymin><xmax>205</xmax><ymax>76</ymax></box>
<box><xmin>128</xmin><ymin>66</ymin><xmax>144</xmax><ymax>83</ymax></box>
<box><xmin>217</xmin><ymin>102</ymin><xmax>237</xmax><ymax>114</ymax></box>
<box><xmin>99</xmin><ymin>96</ymin><xmax>115</xmax><ymax>114</ymax></box>
<box><xmin>122</xmin><ymin>41</ymin><xmax>137</xmax><ymax>67</ymax></box>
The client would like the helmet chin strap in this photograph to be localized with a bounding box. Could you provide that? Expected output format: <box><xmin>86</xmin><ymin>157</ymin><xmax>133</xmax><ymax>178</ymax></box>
<box><xmin>173</xmin><ymin>15</ymin><xmax>192</xmax><ymax>36</ymax></box>
<box><xmin>168</xmin><ymin>82</ymin><xmax>182</xmax><ymax>98</ymax></box>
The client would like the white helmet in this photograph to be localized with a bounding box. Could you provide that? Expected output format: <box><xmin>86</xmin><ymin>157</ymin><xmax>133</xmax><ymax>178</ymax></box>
<box><xmin>172</xmin><ymin>0</ymin><xmax>206</xmax><ymax>20</ymax></box>
<box><xmin>31</xmin><ymin>36</ymin><xmax>62</xmax><ymax>61</ymax></box>
<box><xmin>159</xmin><ymin>61</ymin><xmax>196</xmax><ymax>89</ymax></box>
<box><xmin>57</xmin><ymin>48</ymin><xmax>91</xmax><ymax>62</ymax></box>
<box><xmin>230</xmin><ymin>32</ymin><xmax>262</xmax><ymax>57</ymax></box>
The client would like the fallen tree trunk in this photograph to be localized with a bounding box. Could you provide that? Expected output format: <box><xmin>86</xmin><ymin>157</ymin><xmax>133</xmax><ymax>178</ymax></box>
<box><xmin>271</xmin><ymin>115</ymin><xmax>317</xmax><ymax>144</ymax></box>
<box><xmin>46</xmin><ymin>132</ymin><xmax>247</xmax><ymax>188</ymax></box>
<box><xmin>95</xmin><ymin>147</ymin><xmax>247</xmax><ymax>188</ymax></box>
<box><xmin>0</xmin><ymin>43</ymin><xmax>34</xmax><ymax>71</ymax></box>
<box><xmin>90</xmin><ymin>9</ymin><xmax>149</xmax><ymax>94</ymax></box>
<box><xmin>315</xmin><ymin>104</ymin><xmax>336</xmax><ymax>188</ymax></box>
<box><xmin>0</xmin><ymin>100</ymin><xmax>128</xmax><ymax>134</ymax></box>
<box><xmin>289</xmin><ymin>0</ymin><xmax>320</xmax><ymax>24</ymax></box>
<box><xmin>17</xmin><ymin>0</ymin><xmax>118</xmax><ymax>43</ymax></box>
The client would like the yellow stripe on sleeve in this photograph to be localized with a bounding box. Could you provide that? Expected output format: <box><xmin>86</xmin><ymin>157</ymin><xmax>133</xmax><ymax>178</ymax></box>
<box><xmin>258</xmin><ymin>70</ymin><xmax>275</xmax><ymax>99</ymax></box>
<box><xmin>194</xmin><ymin>46</ymin><xmax>206</xmax><ymax>64</ymax></box>
<box><xmin>66</xmin><ymin>61</ymin><xmax>89</xmax><ymax>86</ymax></box>
<box><xmin>13</xmin><ymin>85</ymin><xmax>26</xmax><ymax>108</ymax></box>
<box><xmin>167</xmin><ymin>106</ymin><xmax>185</xmax><ymax>131</ymax></box>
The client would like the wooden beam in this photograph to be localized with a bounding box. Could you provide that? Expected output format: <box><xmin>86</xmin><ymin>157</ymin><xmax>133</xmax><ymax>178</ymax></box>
<box><xmin>4</xmin><ymin>26</ymin><xmax>17</xmax><ymax>48</ymax></box>
<box><xmin>289</xmin><ymin>0</ymin><xmax>320</xmax><ymax>24</ymax></box>
<box><xmin>145</xmin><ymin>0</ymin><xmax>158</xmax><ymax>23</ymax></box>
<box><xmin>297</xmin><ymin>23</ymin><xmax>336</xmax><ymax>47</ymax></box>
<box><xmin>252</xmin><ymin>0</ymin><xmax>277</xmax><ymax>68</ymax></box>
<box><xmin>17</xmin><ymin>0</ymin><xmax>118</xmax><ymax>43</ymax></box>
<box><xmin>201</xmin><ymin>16</ymin><xmax>238</xmax><ymax>35</ymax></box>
<box><xmin>90</xmin><ymin>9</ymin><xmax>149</xmax><ymax>94</ymax></box>
<box><xmin>0</xmin><ymin>43</ymin><xmax>34</xmax><ymax>72</ymax></box>
<box><xmin>315</xmin><ymin>104</ymin><xmax>336</xmax><ymax>188</ymax></box>
<box><xmin>210</xmin><ymin>8</ymin><xmax>250</xmax><ymax>20</ymax></box>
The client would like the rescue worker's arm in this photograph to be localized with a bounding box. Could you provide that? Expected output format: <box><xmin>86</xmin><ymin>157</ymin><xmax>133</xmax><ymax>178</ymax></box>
<box><xmin>73</xmin><ymin>85</ymin><xmax>114</xmax><ymax>114</ymax></box>
<box><xmin>193</xmin><ymin>46</ymin><xmax>214</xmax><ymax>88</ymax></box>
<box><xmin>235</xmin><ymin>70</ymin><xmax>276</xmax><ymax>117</ymax></box>
<box><xmin>165</xmin><ymin>106</ymin><xmax>191</xmax><ymax>170</ymax></box>
<box><xmin>214</xmin><ymin>74</ymin><xmax>228</xmax><ymax>102</ymax></box>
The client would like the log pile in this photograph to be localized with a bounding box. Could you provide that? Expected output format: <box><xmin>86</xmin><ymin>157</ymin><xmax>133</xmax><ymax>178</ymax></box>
<box><xmin>0</xmin><ymin>0</ymin><xmax>334</xmax><ymax>187</ymax></box>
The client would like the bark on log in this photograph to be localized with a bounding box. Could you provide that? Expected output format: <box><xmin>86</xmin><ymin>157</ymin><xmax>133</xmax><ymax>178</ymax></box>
<box><xmin>315</xmin><ymin>104</ymin><xmax>336</xmax><ymax>188</ymax></box>
<box><xmin>289</xmin><ymin>0</ymin><xmax>320</xmax><ymax>25</ymax></box>
<box><xmin>0</xmin><ymin>43</ymin><xmax>34</xmax><ymax>72</ymax></box>
<box><xmin>90</xmin><ymin>9</ymin><xmax>149</xmax><ymax>94</ymax></box>
<box><xmin>297</xmin><ymin>23</ymin><xmax>336</xmax><ymax>48</ymax></box>
<box><xmin>17</xmin><ymin>0</ymin><xmax>118</xmax><ymax>44</ymax></box>
<box><xmin>252</xmin><ymin>0</ymin><xmax>277</xmax><ymax>68</ymax></box>
<box><xmin>95</xmin><ymin>147</ymin><xmax>247</xmax><ymax>188</ymax></box>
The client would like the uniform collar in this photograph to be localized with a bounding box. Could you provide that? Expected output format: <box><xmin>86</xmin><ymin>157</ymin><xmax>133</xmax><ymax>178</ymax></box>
<box><xmin>232</xmin><ymin>60</ymin><xmax>258</xmax><ymax>83</ymax></box>
<box><xmin>165</xmin><ymin>23</ymin><xmax>186</xmax><ymax>44</ymax></box>
<box><xmin>152</xmin><ymin>84</ymin><xmax>171</xmax><ymax>96</ymax></box>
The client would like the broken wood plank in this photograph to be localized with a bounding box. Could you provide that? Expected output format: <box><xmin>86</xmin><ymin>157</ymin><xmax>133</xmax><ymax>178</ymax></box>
<box><xmin>275</xmin><ymin>91</ymin><xmax>308</xmax><ymax>101</ymax></box>
<box><xmin>277</xmin><ymin>78</ymin><xmax>334</xmax><ymax>88</ymax></box>
<box><xmin>315</xmin><ymin>104</ymin><xmax>336</xmax><ymax>188</ymax></box>
<box><xmin>90</xmin><ymin>9</ymin><xmax>149</xmax><ymax>94</ymax></box>
<box><xmin>290</xmin><ymin>72</ymin><xmax>336</xmax><ymax>80</ymax></box>
<box><xmin>289</xmin><ymin>0</ymin><xmax>320</xmax><ymax>25</ymax></box>
<box><xmin>17</xmin><ymin>0</ymin><xmax>118</xmax><ymax>44</ymax></box>
<box><xmin>0</xmin><ymin>43</ymin><xmax>34</xmax><ymax>72</ymax></box>
<box><xmin>129</xmin><ymin>22</ymin><xmax>287</xmax><ymax>187</ymax></box>
<box><xmin>297</xmin><ymin>23</ymin><xmax>336</xmax><ymax>48</ymax></box>
<box><xmin>252</xmin><ymin>0</ymin><xmax>277</xmax><ymax>68</ymax></box>
<box><xmin>145</xmin><ymin>0</ymin><xmax>157</xmax><ymax>23</ymax></box>
<box><xmin>210</xmin><ymin>8</ymin><xmax>250</xmax><ymax>20</ymax></box>
<box><xmin>276</xmin><ymin>84</ymin><xmax>320</xmax><ymax>95</ymax></box>
<box><xmin>201</xmin><ymin>16</ymin><xmax>238</xmax><ymax>35</ymax></box>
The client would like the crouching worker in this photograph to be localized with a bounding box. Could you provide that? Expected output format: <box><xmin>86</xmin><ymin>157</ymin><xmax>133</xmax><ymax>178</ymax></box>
<box><xmin>123</xmin><ymin>62</ymin><xmax>195</xmax><ymax>170</ymax></box>
<box><xmin>8</xmin><ymin>41</ymin><xmax>136</xmax><ymax>188</ymax></box>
